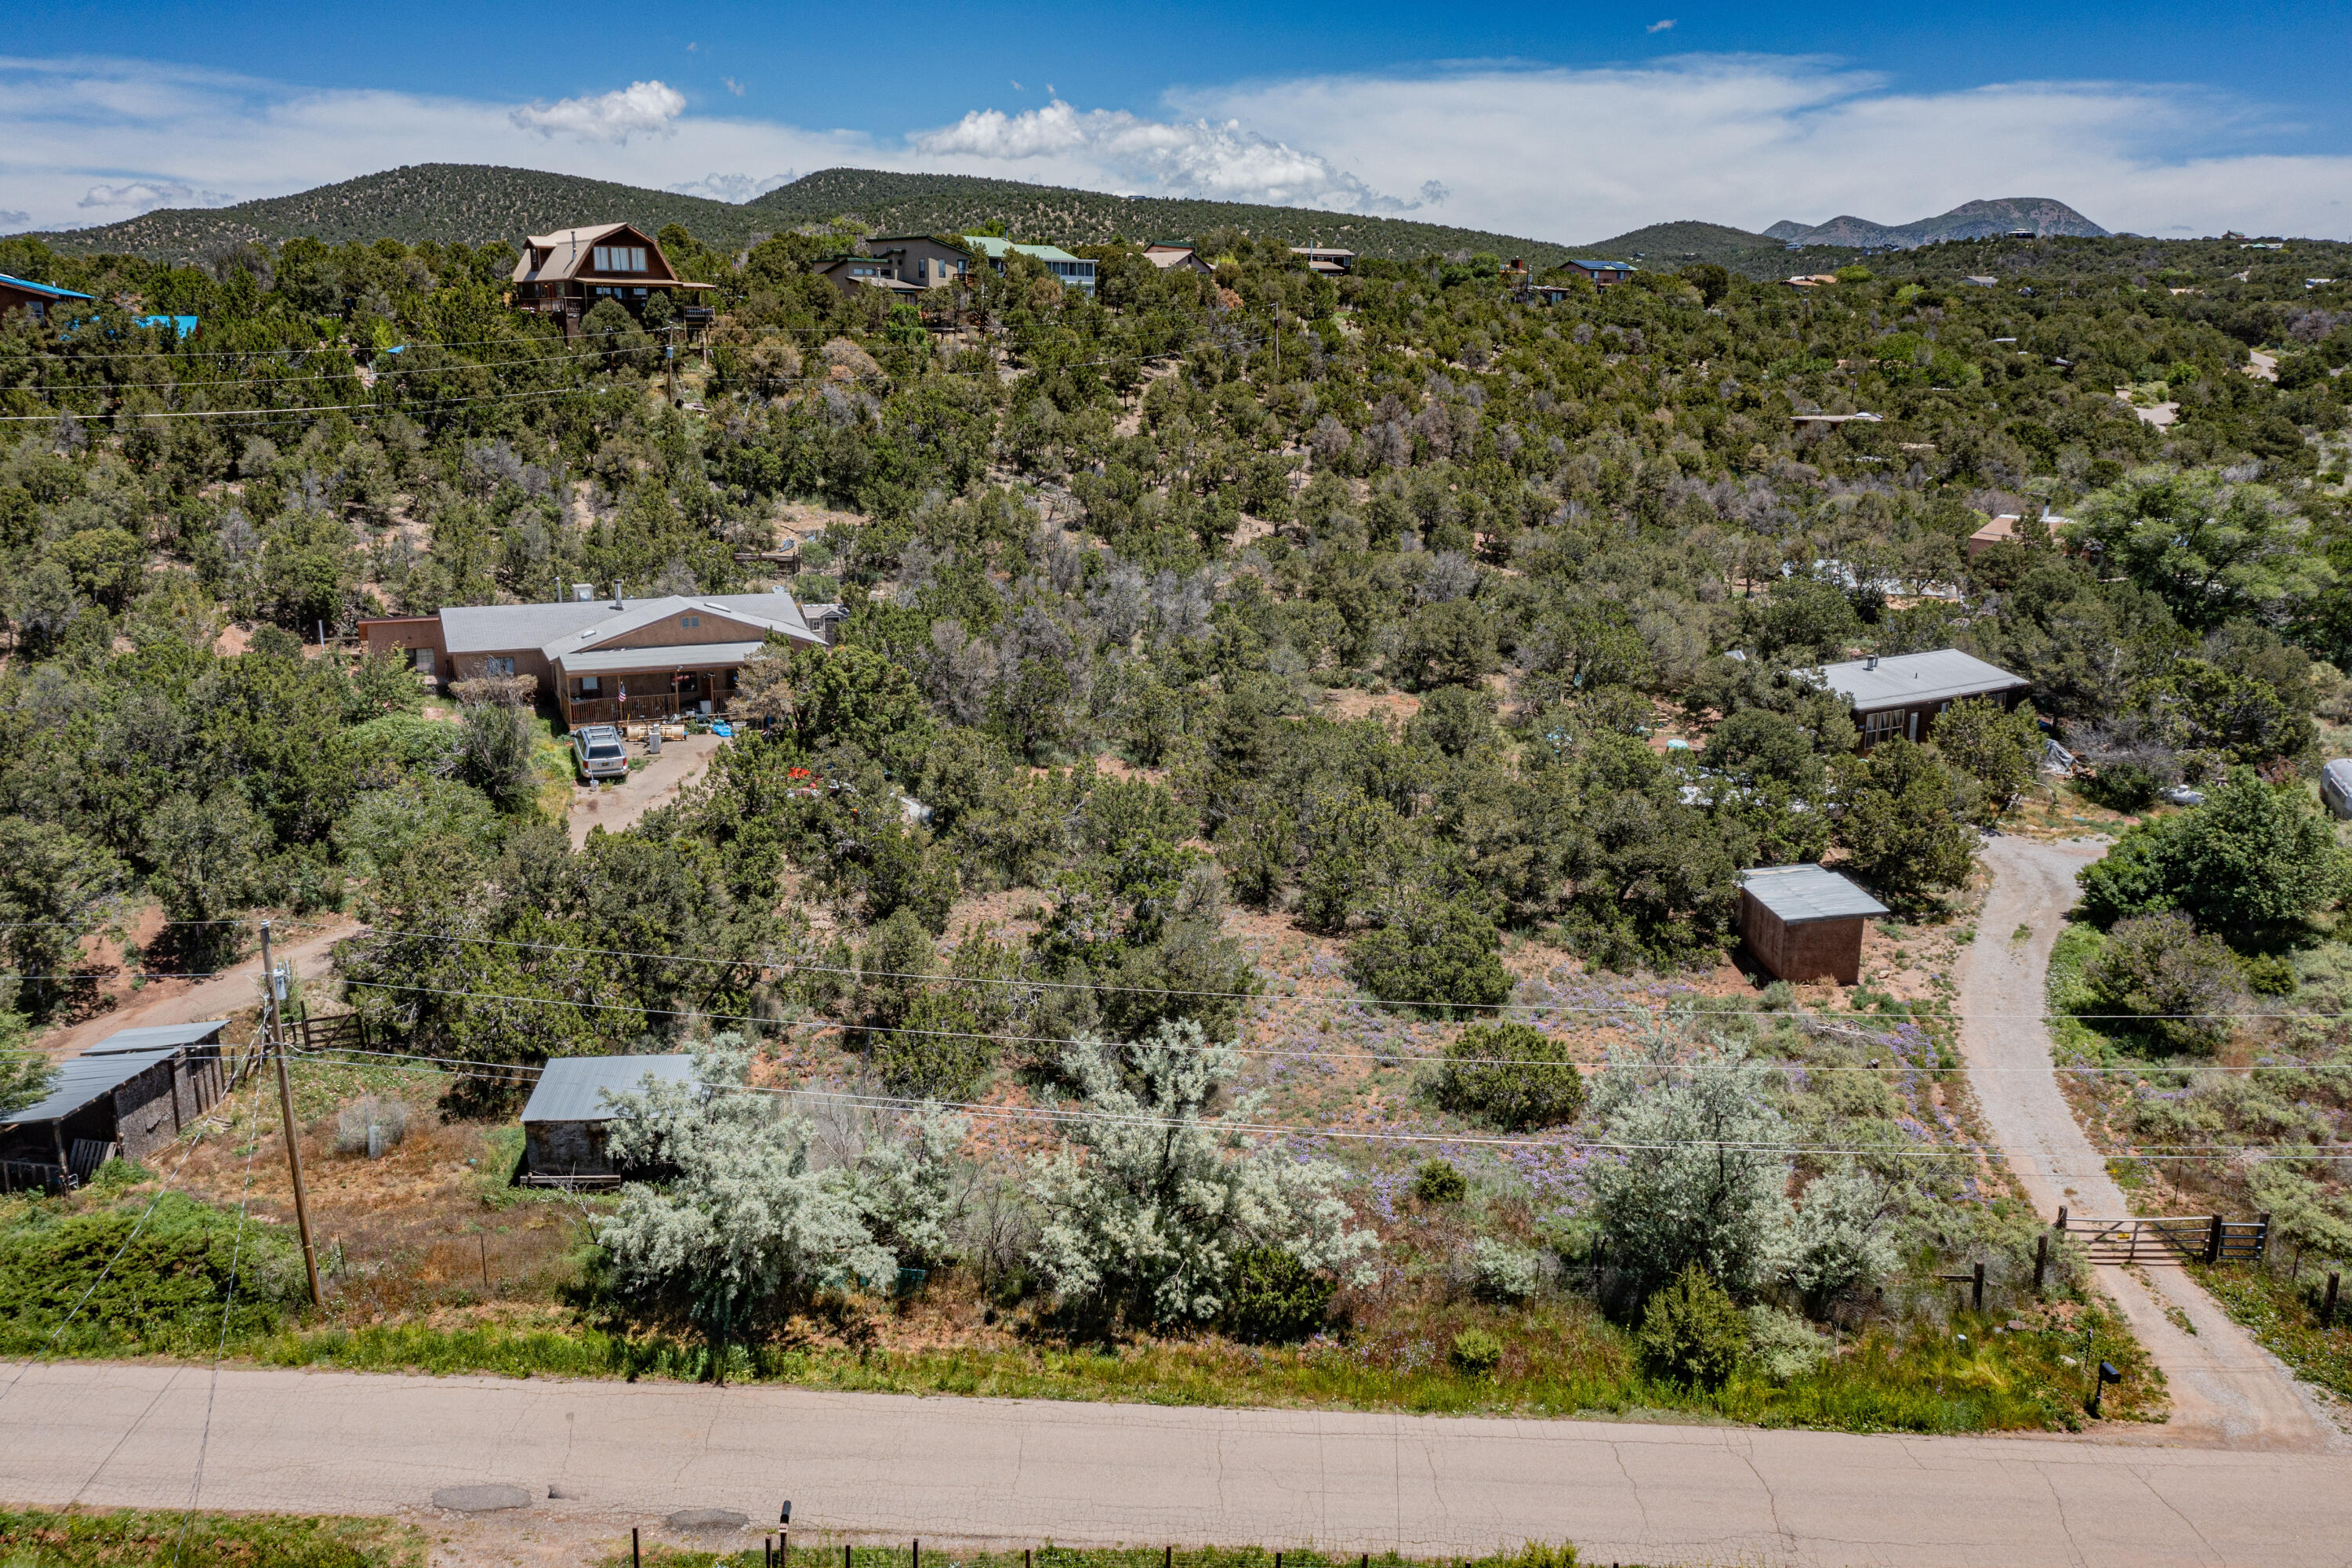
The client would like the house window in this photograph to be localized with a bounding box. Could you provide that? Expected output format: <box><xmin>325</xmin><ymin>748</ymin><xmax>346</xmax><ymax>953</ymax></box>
<box><xmin>575</xmin><ymin>676</ymin><xmax>601</xmax><ymax>696</ymax></box>
<box><xmin>412</xmin><ymin>647</ymin><xmax>434</xmax><ymax>675</ymax></box>
<box><xmin>1860</xmin><ymin>709</ymin><xmax>1904</xmax><ymax>748</ymax></box>
<box><xmin>592</xmin><ymin>246</ymin><xmax>609</xmax><ymax>271</ymax></box>
<box><xmin>485</xmin><ymin>656</ymin><xmax>516</xmax><ymax>677</ymax></box>
<box><xmin>680</xmin><ymin>615</ymin><xmax>699</xmax><ymax>629</ymax></box>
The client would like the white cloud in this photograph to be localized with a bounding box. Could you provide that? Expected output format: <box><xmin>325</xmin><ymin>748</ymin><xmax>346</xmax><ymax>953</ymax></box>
<box><xmin>912</xmin><ymin>98</ymin><xmax>1430</xmax><ymax>212</ymax></box>
<box><xmin>509</xmin><ymin>79</ymin><xmax>686</xmax><ymax>143</ymax></box>
<box><xmin>0</xmin><ymin>209</ymin><xmax>29</xmax><ymax>230</ymax></box>
<box><xmin>1648</xmin><ymin>20</ymin><xmax>1676</xmax><ymax>32</ymax></box>
<box><xmin>665</xmin><ymin>170</ymin><xmax>797</xmax><ymax>202</ymax></box>
<box><xmin>78</xmin><ymin>178</ymin><xmax>232</xmax><ymax>212</ymax></box>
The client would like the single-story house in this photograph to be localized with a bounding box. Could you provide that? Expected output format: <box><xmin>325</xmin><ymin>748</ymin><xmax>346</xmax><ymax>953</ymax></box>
<box><xmin>0</xmin><ymin>1021</ymin><xmax>230</xmax><ymax>1189</ymax></box>
<box><xmin>815</xmin><ymin>256</ymin><xmax>927</xmax><ymax>299</ymax></box>
<box><xmin>1809</xmin><ymin>648</ymin><xmax>2031</xmax><ymax>752</ymax></box>
<box><xmin>1784</xmin><ymin>274</ymin><xmax>1841</xmax><ymax>289</ymax></box>
<box><xmin>1290</xmin><ymin>247</ymin><xmax>1355</xmax><ymax>275</ymax></box>
<box><xmin>1564</xmin><ymin>260</ymin><xmax>1636</xmax><ymax>286</ymax></box>
<box><xmin>1961</xmin><ymin>275</ymin><xmax>1999</xmax><ymax>288</ymax></box>
<box><xmin>1740</xmin><ymin>864</ymin><xmax>1888</xmax><ymax>985</ymax></box>
<box><xmin>858</xmin><ymin>234</ymin><xmax>973</xmax><ymax>289</ymax></box>
<box><xmin>358</xmin><ymin>586</ymin><xmax>833</xmax><ymax>728</ymax></box>
<box><xmin>519</xmin><ymin>1053</ymin><xmax>701</xmax><ymax>1185</ymax></box>
<box><xmin>963</xmin><ymin>236</ymin><xmax>1097</xmax><ymax>295</ymax></box>
<box><xmin>1968</xmin><ymin>514</ymin><xmax>2023</xmax><ymax>556</ymax></box>
<box><xmin>0</xmin><ymin>273</ymin><xmax>95</xmax><ymax>324</ymax></box>
<box><xmin>1143</xmin><ymin>242</ymin><xmax>1214</xmax><ymax>274</ymax></box>
<box><xmin>508</xmin><ymin>223</ymin><xmax>717</xmax><ymax>336</ymax></box>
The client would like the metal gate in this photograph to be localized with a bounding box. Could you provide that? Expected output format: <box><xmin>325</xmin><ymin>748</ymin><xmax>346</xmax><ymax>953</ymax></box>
<box><xmin>2058</xmin><ymin>1211</ymin><xmax>2268</xmax><ymax>1266</ymax></box>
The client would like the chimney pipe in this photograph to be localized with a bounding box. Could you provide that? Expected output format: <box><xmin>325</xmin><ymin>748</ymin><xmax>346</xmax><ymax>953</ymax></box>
<box><xmin>612</xmin><ymin>582</ymin><xmax>624</xmax><ymax>609</ymax></box>
<box><xmin>1866</xmin><ymin>654</ymin><xmax>1879</xmax><ymax>670</ymax></box>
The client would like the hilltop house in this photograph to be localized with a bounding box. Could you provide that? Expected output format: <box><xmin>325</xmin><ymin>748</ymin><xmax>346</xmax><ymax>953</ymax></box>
<box><xmin>1143</xmin><ymin>243</ymin><xmax>1214</xmax><ymax>274</ymax></box>
<box><xmin>0</xmin><ymin>273</ymin><xmax>95</xmax><ymax>324</ymax></box>
<box><xmin>1808</xmin><ymin>648</ymin><xmax>2030</xmax><ymax>752</ymax></box>
<box><xmin>1290</xmin><ymin>247</ymin><xmax>1355</xmax><ymax>275</ymax></box>
<box><xmin>815</xmin><ymin>256</ymin><xmax>925</xmax><ymax>299</ymax></box>
<box><xmin>359</xmin><ymin>586</ymin><xmax>834</xmax><ymax>728</ymax></box>
<box><xmin>858</xmin><ymin>235</ymin><xmax>973</xmax><ymax>289</ymax></box>
<box><xmin>1564</xmin><ymin>260</ymin><xmax>1636</xmax><ymax>286</ymax></box>
<box><xmin>963</xmin><ymin>236</ymin><xmax>1097</xmax><ymax>295</ymax></box>
<box><xmin>508</xmin><ymin>223</ymin><xmax>715</xmax><ymax>336</ymax></box>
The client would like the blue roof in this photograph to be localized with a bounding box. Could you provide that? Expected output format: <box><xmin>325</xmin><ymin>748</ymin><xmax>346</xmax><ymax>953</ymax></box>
<box><xmin>134</xmin><ymin>314</ymin><xmax>200</xmax><ymax>338</ymax></box>
<box><xmin>0</xmin><ymin>273</ymin><xmax>95</xmax><ymax>302</ymax></box>
<box><xmin>1572</xmin><ymin>260</ymin><xmax>1635</xmax><ymax>270</ymax></box>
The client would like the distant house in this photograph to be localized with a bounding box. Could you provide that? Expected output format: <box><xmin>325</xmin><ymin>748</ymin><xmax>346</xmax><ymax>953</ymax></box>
<box><xmin>0</xmin><ymin>273</ymin><xmax>94</xmax><ymax>324</ymax></box>
<box><xmin>1526</xmin><ymin>282</ymin><xmax>1580</xmax><ymax>304</ymax></box>
<box><xmin>858</xmin><ymin>234</ymin><xmax>972</xmax><ymax>289</ymax></box>
<box><xmin>358</xmin><ymin>586</ymin><xmax>831</xmax><ymax>728</ymax></box>
<box><xmin>1290</xmin><ymin>247</ymin><xmax>1355</xmax><ymax>276</ymax></box>
<box><xmin>1564</xmin><ymin>260</ymin><xmax>1636</xmax><ymax>286</ymax></box>
<box><xmin>519</xmin><ymin>1054</ymin><xmax>702</xmax><ymax>1186</ymax></box>
<box><xmin>1961</xmin><ymin>275</ymin><xmax>1999</xmax><ymax>288</ymax></box>
<box><xmin>815</xmin><ymin>256</ymin><xmax>925</xmax><ymax>299</ymax></box>
<box><xmin>508</xmin><ymin>223</ymin><xmax>716</xmax><ymax>336</ymax></box>
<box><xmin>1809</xmin><ymin>648</ymin><xmax>2030</xmax><ymax>752</ymax></box>
<box><xmin>1789</xmin><ymin>412</ymin><xmax>1883</xmax><ymax>426</ymax></box>
<box><xmin>962</xmin><ymin>236</ymin><xmax>1097</xmax><ymax>295</ymax></box>
<box><xmin>1784</xmin><ymin>274</ymin><xmax>1841</xmax><ymax>289</ymax></box>
<box><xmin>0</xmin><ymin>1022</ymin><xmax>230</xmax><ymax>1190</ymax></box>
<box><xmin>1739</xmin><ymin>865</ymin><xmax>1887</xmax><ymax>985</ymax></box>
<box><xmin>1143</xmin><ymin>242</ymin><xmax>1214</xmax><ymax>274</ymax></box>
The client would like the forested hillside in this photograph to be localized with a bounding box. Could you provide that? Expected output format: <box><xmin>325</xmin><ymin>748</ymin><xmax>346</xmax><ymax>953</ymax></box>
<box><xmin>28</xmin><ymin>164</ymin><xmax>1572</xmax><ymax>268</ymax></box>
<box><xmin>1</xmin><ymin>217</ymin><xmax>2347</xmax><ymax>1424</ymax></box>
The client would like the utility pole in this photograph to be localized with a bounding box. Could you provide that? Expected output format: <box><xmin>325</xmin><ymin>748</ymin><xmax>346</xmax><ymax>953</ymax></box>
<box><xmin>262</xmin><ymin>920</ymin><xmax>325</xmax><ymax>1310</ymax></box>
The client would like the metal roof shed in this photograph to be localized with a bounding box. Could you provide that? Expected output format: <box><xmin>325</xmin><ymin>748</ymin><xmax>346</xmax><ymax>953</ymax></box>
<box><xmin>0</xmin><ymin>1021</ymin><xmax>230</xmax><ymax>1188</ymax></box>
<box><xmin>519</xmin><ymin>1054</ymin><xmax>701</xmax><ymax>1186</ymax></box>
<box><xmin>1739</xmin><ymin>864</ymin><xmax>1889</xmax><ymax>986</ymax></box>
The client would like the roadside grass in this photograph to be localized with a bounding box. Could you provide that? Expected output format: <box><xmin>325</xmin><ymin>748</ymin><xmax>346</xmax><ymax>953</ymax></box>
<box><xmin>617</xmin><ymin>1542</ymin><xmax>1595</xmax><ymax>1568</ymax></box>
<box><xmin>241</xmin><ymin>1296</ymin><xmax>2154</xmax><ymax>1435</ymax></box>
<box><xmin>2187</xmin><ymin>1263</ymin><xmax>2352</xmax><ymax>1402</ymax></box>
<box><xmin>0</xmin><ymin>1507</ymin><xmax>423</xmax><ymax>1568</ymax></box>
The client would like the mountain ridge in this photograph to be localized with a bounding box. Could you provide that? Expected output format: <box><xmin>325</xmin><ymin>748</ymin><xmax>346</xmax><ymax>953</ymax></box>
<box><xmin>1763</xmin><ymin>197</ymin><xmax>2108</xmax><ymax>249</ymax></box>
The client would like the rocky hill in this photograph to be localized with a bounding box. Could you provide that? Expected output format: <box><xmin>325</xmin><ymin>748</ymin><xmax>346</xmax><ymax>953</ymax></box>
<box><xmin>1763</xmin><ymin>198</ymin><xmax>2108</xmax><ymax>249</ymax></box>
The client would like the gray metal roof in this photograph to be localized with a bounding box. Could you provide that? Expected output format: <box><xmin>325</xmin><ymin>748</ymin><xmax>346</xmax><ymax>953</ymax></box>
<box><xmin>1741</xmin><ymin>863</ymin><xmax>1891</xmax><ymax>923</ymax></box>
<box><xmin>557</xmin><ymin>641</ymin><xmax>764</xmax><ymax>677</ymax></box>
<box><xmin>1809</xmin><ymin>648</ymin><xmax>2027</xmax><ymax>713</ymax></box>
<box><xmin>437</xmin><ymin>593</ymin><xmax>820</xmax><ymax>657</ymax></box>
<box><xmin>2</xmin><ymin>1047</ymin><xmax>179</xmax><ymax>1127</ymax></box>
<box><xmin>520</xmin><ymin>1054</ymin><xmax>699</xmax><ymax>1124</ymax></box>
<box><xmin>82</xmin><ymin>1020</ymin><xmax>227</xmax><ymax>1056</ymax></box>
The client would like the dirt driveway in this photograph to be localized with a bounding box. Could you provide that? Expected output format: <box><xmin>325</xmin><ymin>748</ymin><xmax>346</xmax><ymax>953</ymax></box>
<box><xmin>566</xmin><ymin>731</ymin><xmax>724</xmax><ymax>848</ymax></box>
<box><xmin>35</xmin><ymin>918</ymin><xmax>355</xmax><ymax>1061</ymax></box>
<box><xmin>1959</xmin><ymin>833</ymin><xmax>2342</xmax><ymax>1450</ymax></box>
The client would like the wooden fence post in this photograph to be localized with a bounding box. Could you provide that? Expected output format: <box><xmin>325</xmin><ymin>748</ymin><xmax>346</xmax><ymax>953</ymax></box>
<box><xmin>1973</xmin><ymin>1261</ymin><xmax>1986</xmax><ymax>1313</ymax></box>
<box><xmin>2034</xmin><ymin>1232</ymin><xmax>2049</xmax><ymax>1291</ymax></box>
<box><xmin>2205</xmin><ymin>1214</ymin><xmax>2224</xmax><ymax>1265</ymax></box>
<box><xmin>2325</xmin><ymin>1272</ymin><xmax>2340</xmax><ymax>1330</ymax></box>
<box><xmin>2055</xmin><ymin>1206</ymin><xmax>2067</xmax><ymax>1233</ymax></box>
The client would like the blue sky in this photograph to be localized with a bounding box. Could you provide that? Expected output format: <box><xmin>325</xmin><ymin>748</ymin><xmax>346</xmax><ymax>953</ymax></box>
<box><xmin>6</xmin><ymin>1</ymin><xmax>2350</xmax><ymax>238</ymax></box>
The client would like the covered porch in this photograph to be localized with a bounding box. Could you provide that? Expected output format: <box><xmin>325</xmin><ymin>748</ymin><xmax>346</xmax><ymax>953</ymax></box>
<box><xmin>557</xmin><ymin>651</ymin><xmax>748</xmax><ymax>729</ymax></box>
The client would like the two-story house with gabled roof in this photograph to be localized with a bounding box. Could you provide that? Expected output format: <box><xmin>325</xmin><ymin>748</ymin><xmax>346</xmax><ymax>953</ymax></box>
<box><xmin>360</xmin><ymin>586</ymin><xmax>837</xmax><ymax>728</ymax></box>
<box><xmin>508</xmin><ymin>223</ymin><xmax>716</xmax><ymax>336</ymax></box>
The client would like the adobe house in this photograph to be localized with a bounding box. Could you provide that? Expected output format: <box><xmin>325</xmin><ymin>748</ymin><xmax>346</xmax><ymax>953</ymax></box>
<box><xmin>0</xmin><ymin>1021</ymin><xmax>230</xmax><ymax>1189</ymax></box>
<box><xmin>358</xmin><ymin>586</ymin><xmax>833</xmax><ymax>727</ymax></box>
<box><xmin>508</xmin><ymin>223</ymin><xmax>716</xmax><ymax>336</ymax></box>
<box><xmin>1810</xmin><ymin>648</ymin><xmax>2030</xmax><ymax>752</ymax></box>
<box><xmin>1739</xmin><ymin>865</ymin><xmax>1887</xmax><ymax>986</ymax></box>
<box><xmin>519</xmin><ymin>1053</ymin><xmax>701</xmax><ymax>1186</ymax></box>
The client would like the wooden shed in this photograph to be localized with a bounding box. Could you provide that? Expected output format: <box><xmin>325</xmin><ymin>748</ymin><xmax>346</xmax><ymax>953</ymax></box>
<box><xmin>0</xmin><ymin>1020</ymin><xmax>229</xmax><ymax>1189</ymax></box>
<box><xmin>517</xmin><ymin>1054</ymin><xmax>700</xmax><ymax>1186</ymax></box>
<box><xmin>1738</xmin><ymin>865</ymin><xmax>1889</xmax><ymax>986</ymax></box>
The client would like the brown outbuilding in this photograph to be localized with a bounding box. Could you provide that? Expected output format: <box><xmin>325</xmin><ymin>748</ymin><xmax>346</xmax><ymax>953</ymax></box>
<box><xmin>1738</xmin><ymin>864</ymin><xmax>1889</xmax><ymax>986</ymax></box>
<box><xmin>0</xmin><ymin>1021</ymin><xmax>230</xmax><ymax>1189</ymax></box>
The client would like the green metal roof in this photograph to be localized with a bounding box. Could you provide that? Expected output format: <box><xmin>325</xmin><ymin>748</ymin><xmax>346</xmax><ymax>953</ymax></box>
<box><xmin>961</xmin><ymin>236</ymin><xmax>1081</xmax><ymax>263</ymax></box>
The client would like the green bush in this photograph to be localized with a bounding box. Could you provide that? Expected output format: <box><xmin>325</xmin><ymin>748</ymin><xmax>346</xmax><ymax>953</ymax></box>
<box><xmin>1449</xmin><ymin>1327</ymin><xmax>1504</xmax><ymax>1375</ymax></box>
<box><xmin>0</xmin><ymin>1192</ymin><xmax>306</xmax><ymax>1354</ymax></box>
<box><xmin>2081</xmin><ymin>911</ymin><xmax>2246</xmax><ymax>1054</ymax></box>
<box><xmin>1471</xmin><ymin>1543</ymin><xmax>1579</xmax><ymax>1568</ymax></box>
<box><xmin>1221</xmin><ymin>1246</ymin><xmax>1335</xmax><ymax>1344</ymax></box>
<box><xmin>1634</xmin><ymin>1265</ymin><xmax>1748</xmax><ymax>1389</ymax></box>
<box><xmin>1431</xmin><ymin>1022</ymin><xmax>1587</xmax><ymax>1131</ymax></box>
<box><xmin>2081</xmin><ymin>761</ymin><xmax>2159</xmax><ymax>814</ymax></box>
<box><xmin>1346</xmin><ymin>898</ymin><xmax>1512</xmax><ymax>1019</ymax></box>
<box><xmin>1412</xmin><ymin>1158</ymin><xmax>1468</xmax><ymax>1204</ymax></box>
<box><xmin>2242</xmin><ymin>953</ymin><xmax>2296</xmax><ymax>996</ymax></box>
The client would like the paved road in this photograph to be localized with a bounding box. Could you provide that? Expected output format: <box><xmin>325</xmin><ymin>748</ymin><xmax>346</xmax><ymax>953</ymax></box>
<box><xmin>1958</xmin><ymin>835</ymin><xmax>2340</xmax><ymax>1452</ymax></box>
<box><xmin>7</xmin><ymin>1359</ymin><xmax>2352</xmax><ymax>1566</ymax></box>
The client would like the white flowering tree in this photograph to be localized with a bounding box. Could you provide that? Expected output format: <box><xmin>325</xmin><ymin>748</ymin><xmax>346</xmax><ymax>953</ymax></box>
<box><xmin>1025</xmin><ymin>1019</ymin><xmax>1377</xmax><ymax>1328</ymax></box>
<box><xmin>597</xmin><ymin>1038</ymin><xmax>966</xmax><ymax>1366</ymax></box>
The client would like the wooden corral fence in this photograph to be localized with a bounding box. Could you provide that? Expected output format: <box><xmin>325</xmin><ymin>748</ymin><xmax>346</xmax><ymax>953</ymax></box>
<box><xmin>2056</xmin><ymin>1208</ymin><xmax>2270</xmax><ymax>1266</ymax></box>
<box><xmin>228</xmin><ymin>1010</ymin><xmax>371</xmax><ymax>1087</ymax></box>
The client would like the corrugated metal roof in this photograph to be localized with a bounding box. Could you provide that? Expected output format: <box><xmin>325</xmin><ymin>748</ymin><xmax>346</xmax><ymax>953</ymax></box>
<box><xmin>1809</xmin><ymin>648</ymin><xmax>2028</xmax><ymax>712</ymax></box>
<box><xmin>1742</xmin><ymin>863</ymin><xmax>1890</xmax><ymax>923</ymax></box>
<box><xmin>961</xmin><ymin>236</ymin><xmax>1082</xmax><ymax>263</ymax></box>
<box><xmin>520</xmin><ymin>1054</ymin><xmax>699</xmax><ymax>1124</ymax></box>
<box><xmin>83</xmin><ymin>1021</ymin><xmax>227</xmax><ymax>1055</ymax></box>
<box><xmin>2</xmin><ymin>1047</ymin><xmax>178</xmax><ymax>1127</ymax></box>
<box><xmin>557</xmin><ymin>641</ymin><xmax>764</xmax><ymax>677</ymax></box>
<box><xmin>436</xmin><ymin>593</ymin><xmax>820</xmax><ymax>657</ymax></box>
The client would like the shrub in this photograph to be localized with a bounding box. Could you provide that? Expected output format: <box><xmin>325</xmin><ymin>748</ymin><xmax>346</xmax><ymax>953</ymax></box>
<box><xmin>1471</xmin><ymin>1544</ymin><xmax>1577</xmax><ymax>1568</ymax></box>
<box><xmin>0</xmin><ymin>1192</ymin><xmax>304</xmax><ymax>1352</ymax></box>
<box><xmin>1347</xmin><ymin>898</ymin><xmax>1512</xmax><ymax>1018</ymax></box>
<box><xmin>1744</xmin><ymin>1305</ymin><xmax>1828</xmax><ymax>1384</ymax></box>
<box><xmin>1449</xmin><ymin>1327</ymin><xmax>1504</xmax><ymax>1375</ymax></box>
<box><xmin>1469</xmin><ymin>1237</ymin><xmax>1545</xmax><ymax>1303</ymax></box>
<box><xmin>332</xmin><ymin>1095</ymin><xmax>409</xmax><ymax>1158</ymax></box>
<box><xmin>2077</xmin><ymin>770</ymin><xmax>2352</xmax><ymax>942</ymax></box>
<box><xmin>2082</xmin><ymin>761</ymin><xmax>2160</xmax><ymax>813</ymax></box>
<box><xmin>1412</xmin><ymin>1158</ymin><xmax>1468</xmax><ymax>1204</ymax></box>
<box><xmin>1634</xmin><ymin>1264</ymin><xmax>1748</xmax><ymax>1389</ymax></box>
<box><xmin>2243</xmin><ymin>953</ymin><xmax>2296</xmax><ymax>996</ymax></box>
<box><xmin>2082</xmin><ymin>911</ymin><xmax>2247</xmax><ymax>1054</ymax></box>
<box><xmin>1431</xmin><ymin>1022</ymin><xmax>1587</xmax><ymax>1131</ymax></box>
<box><xmin>1221</xmin><ymin>1246</ymin><xmax>1335</xmax><ymax>1343</ymax></box>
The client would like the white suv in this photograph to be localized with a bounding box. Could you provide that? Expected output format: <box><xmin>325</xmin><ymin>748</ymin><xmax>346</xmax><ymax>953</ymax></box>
<box><xmin>572</xmin><ymin>724</ymin><xmax>627</xmax><ymax>782</ymax></box>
